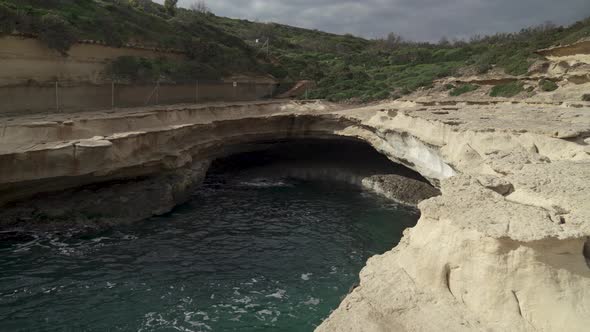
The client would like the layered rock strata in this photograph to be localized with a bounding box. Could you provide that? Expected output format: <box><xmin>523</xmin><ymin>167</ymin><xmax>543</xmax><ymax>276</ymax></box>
<box><xmin>0</xmin><ymin>97</ymin><xmax>589</xmax><ymax>331</ymax></box>
<box><xmin>318</xmin><ymin>101</ymin><xmax>590</xmax><ymax>332</ymax></box>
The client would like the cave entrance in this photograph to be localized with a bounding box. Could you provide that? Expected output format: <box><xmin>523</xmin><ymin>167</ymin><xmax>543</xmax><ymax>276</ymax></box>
<box><xmin>0</xmin><ymin>137</ymin><xmax>432</xmax><ymax>331</ymax></box>
<box><xmin>204</xmin><ymin>137</ymin><xmax>431</xmax><ymax>189</ymax></box>
<box><xmin>157</xmin><ymin>136</ymin><xmax>430</xmax><ymax>329</ymax></box>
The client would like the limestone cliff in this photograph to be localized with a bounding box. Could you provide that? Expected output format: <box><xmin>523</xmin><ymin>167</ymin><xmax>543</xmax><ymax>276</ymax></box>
<box><xmin>0</xmin><ymin>79</ymin><xmax>589</xmax><ymax>331</ymax></box>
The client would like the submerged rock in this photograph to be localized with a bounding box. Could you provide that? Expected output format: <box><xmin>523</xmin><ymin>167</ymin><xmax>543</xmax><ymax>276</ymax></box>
<box><xmin>362</xmin><ymin>174</ymin><xmax>440</xmax><ymax>206</ymax></box>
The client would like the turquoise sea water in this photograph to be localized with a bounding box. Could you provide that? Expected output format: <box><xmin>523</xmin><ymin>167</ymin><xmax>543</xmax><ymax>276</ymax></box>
<box><xmin>0</xmin><ymin>179</ymin><xmax>418</xmax><ymax>331</ymax></box>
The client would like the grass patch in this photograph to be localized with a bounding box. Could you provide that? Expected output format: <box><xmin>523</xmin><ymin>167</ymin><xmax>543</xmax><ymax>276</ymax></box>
<box><xmin>539</xmin><ymin>79</ymin><xmax>558</xmax><ymax>92</ymax></box>
<box><xmin>490</xmin><ymin>82</ymin><xmax>525</xmax><ymax>97</ymax></box>
<box><xmin>450</xmin><ymin>84</ymin><xmax>479</xmax><ymax>96</ymax></box>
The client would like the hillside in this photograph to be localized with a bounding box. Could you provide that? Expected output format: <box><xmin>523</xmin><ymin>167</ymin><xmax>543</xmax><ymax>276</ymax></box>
<box><xmin>0</xmin><ymin>0</ymin><xmax>589</xmax><ymax>102</ymax></box>
<box><xmin>208</xmin><ymin>15</ymin><xmax>590</xmax><ymax>102</ymax></box>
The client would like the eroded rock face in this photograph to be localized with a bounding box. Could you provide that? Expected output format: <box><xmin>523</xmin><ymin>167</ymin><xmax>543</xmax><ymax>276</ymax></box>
<box><xmin>318</xmin><ymin>176</ymin><xmax>590</xmax><ymax>332</ymax></box>
<box><xmin>318</xmin><ymin>101</ymin><xmax>590</xmax><ymax>331</ymax></box>
<box><xmin>0</xmin><ymin>161</ymin><xmax>210</xmax><ymax>233</ymax></box>
<box><xmin>0</xmin><ymin>97</ymin><xmax>589</xmax><ymax>331</ymax></box>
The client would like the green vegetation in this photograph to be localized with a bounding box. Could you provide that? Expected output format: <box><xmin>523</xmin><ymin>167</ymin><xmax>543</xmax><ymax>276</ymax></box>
<box><xmin>583</xmin><ymin>94</ymin><xmax>590</xmax><ymax>102</ymax></box>
<box><xmin>0</xmin><ymin>3</ymin><xmax>16</xmax><ymax>34</ymax></box>
<box><xmin>0</xmin><ymin>0</ymin><xmax>588</xmax><ymax>101</ymax></box>
<box><xmin>539</xmin><ymin>79</ymin><xmax>558</xmax><ymax>92</ymax></box>
<box><xmin>206</xmin><ymin>15</ymin><xmax>589</xmax><ymax>101</ymax></box>
<box><xmin>449</xmin><ymin>84</ymin><xmax>479</xmax><ymax>96</ymax></box>
<box><xmin>490</xmin><ymin>82</ymin><xmax>525</xmax><ymax>97</ymax></box>
<box><xmin>38</xmin><ymin>13</ymin><xmax>77</xmax><ymax>55</ymax></box>
<box><xmin>0</xmin><ymin>0</ymin><xmax>262</xmax><ymax>79</ymax></box>
<box><xmin>164</xmin><ymin>0</ymin><xmax>178</xmax><ymax>16</ymax></box>
<box><xmin>108</xmin><ymin>56</ymin><xmax>221</xmax><ymax>81</ymax></box>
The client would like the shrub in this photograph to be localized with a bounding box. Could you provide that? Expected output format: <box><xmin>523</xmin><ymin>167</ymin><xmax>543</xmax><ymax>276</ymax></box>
<box><xmin>471</xmin><ymin>53</ymin><xmax>494</xmax><ymax>74</ymax></box>
<box><xmin>190</xmin><ymin>0</ymin><xmax>211</xmax><ymax>14</ymax></box>
<box><xmin>489</xmin><ymin>82</ymin><xmax>525</xmax><ymax>97</ymax></box>
<box><xmin>539</xmin><ymin>79</ymin><xmax>558</xmax><ymax>92</ymax></box>
<box><xmin>327</xmin><ymin>92</ymin><xmax>350</xmax><ymax>102</ymax></box>
<box><xmin>583</xmin><ymin>94</ymin><xmax>590</xmax><ymax>102</ymax></box>
<box><xmin>109</xmin><ymin>56</ymin><xmax>157</xmax><ymax>81</ymax></box>
<box><xmin>37</xmin><ymin>14</ymin><xmax>77</xmax><ymax>55</ymax></box>
<box><xmin>444</xmin><ymin>83</ymin><xmax>455</xmax><ymax>90</ymax></box>
<box><xmin>267</xmin><ymin>64</ymin><xmax>289</xmax><ymax>80</ymax></box>
<box><xmin>171</xmin><ymin>61</ymin><xmax>221</xmax><ymax>80</ymax></box>
<box><xmin>0</xmin><ymin>4</ymin><xmax>16</xmax><ymax>34</ymax></box>
<box><xmin>97</xmin><ymin>16</ymin><xmax>124</xmax><ymax>47</ymax></box>
<box><xmin>164</xmin><ymin>0</ymin><xmax>178</xmax><ymax>16</ymax></box>
<box><xmin>450</xmin><ymin>84</ymin><xmax>479</xmax><ymax>96</ymax></box>
<box><xmin>109</xmin><ymin>56</ymin><xmax>224</xmax><ymax>82</ymax></box>
<box><xmin>500</xmin><ymin>56</ymin><xmax>531</xmax><ymax>76</ymax></box>
<box><xmin>372</xmin><ymin>90</ymin><xmax>391</xmax><ymax>100</ymax></box>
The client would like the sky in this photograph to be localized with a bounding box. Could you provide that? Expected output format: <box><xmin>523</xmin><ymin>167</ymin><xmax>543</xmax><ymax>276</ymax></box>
<box><xmin>156</xmin><ymin>0</ymin><xmax>590</xmax><ymax>41</ymax></box>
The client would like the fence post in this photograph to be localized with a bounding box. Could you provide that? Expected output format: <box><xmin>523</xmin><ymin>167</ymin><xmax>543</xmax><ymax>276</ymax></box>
<box><xmin>111</xmin><ymin>80</ymin><xmax>115</xmax><ymax>109</ymax></box>
<box><xmin>55</xmin><ymin>81</ymin><xmax>59</xmax><ymax>113</ymax></box>
<box><xmin>156</xmin><ymin>80</ymin><xmax>160</xmax><ymax>105</ymax></box>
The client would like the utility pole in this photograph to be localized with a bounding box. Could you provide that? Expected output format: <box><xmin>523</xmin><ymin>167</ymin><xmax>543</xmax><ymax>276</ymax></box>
<box><xmin>256</xmin><ymin>38</ymin><xmax>270</xmax><ymax>59</ymax></box>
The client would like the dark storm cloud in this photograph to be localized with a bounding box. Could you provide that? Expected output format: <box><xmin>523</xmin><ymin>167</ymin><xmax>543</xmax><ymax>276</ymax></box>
<box><xmin>159</xmin><ymin>0</ymin><xmax>590</xmax><ymax>41</ymax></box>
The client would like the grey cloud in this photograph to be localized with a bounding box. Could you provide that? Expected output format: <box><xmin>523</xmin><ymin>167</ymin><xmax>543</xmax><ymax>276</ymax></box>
<box><xmin>156</xmin><ymin>0</ymin><xmax>590</xmax><ymax>41</ymax></box>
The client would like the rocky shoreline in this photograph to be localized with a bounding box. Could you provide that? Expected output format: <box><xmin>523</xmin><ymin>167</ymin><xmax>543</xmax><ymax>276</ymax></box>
<box><xmin>0</xmin><ymin>158</ymin><xmax>439</xmax><ymax>235</ymax></box>
<box><xmin>1</xmin><ymin>89</ymin><xmax>589</xmax><ymax>331</ymax></box>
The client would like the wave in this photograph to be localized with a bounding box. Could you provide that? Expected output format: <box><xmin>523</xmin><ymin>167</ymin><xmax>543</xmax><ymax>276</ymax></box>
<box><xmin>237</xmin><ymin>178</ymin><xmax>294</xmax><ymax>188</ymax></box>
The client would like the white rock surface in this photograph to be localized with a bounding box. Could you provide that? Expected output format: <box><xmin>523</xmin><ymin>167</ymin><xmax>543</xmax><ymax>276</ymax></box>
<box><xmin>0</xmin><ymin>96</ymin><xmax>589</xmax><ymax>331</ymax></box>
<box><xmin>318</xmin><ymin>101</ymin><xmax>590</xmax><ymax>331</ymax></box>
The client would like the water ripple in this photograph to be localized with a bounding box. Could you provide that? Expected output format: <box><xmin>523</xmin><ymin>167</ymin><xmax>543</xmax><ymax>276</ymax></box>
<box><xmin>0</xmin><ymin>179</ymin><xmax>418</xmax><ymax>331</ymax></box>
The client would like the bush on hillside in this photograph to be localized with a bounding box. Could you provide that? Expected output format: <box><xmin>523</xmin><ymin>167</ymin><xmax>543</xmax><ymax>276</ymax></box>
<box><xmin>96</xmin><ymin>15</ymin><xmax>124</xmax><ymax>47</ymax></box>
<box><xmin>450</xmin><ymin>84</ymin><xmax>479</xmax><ymax>96</ymax></box>
<box><xmin>582</xmin><ymin>94</ymin><xmax>590</xmax><ymax>101</ymax></box>
<box><xmin>470</xmin><ymin>53</ymin><xmax>494</xmax><ymax>74</ymax></box>
<box><xmin>327</xmin><ymin>92</ymin><xmax>354</xmax><ymax>102</ymax></box>
<box><xmin>38</xmin><ymin>14</ymin><xmax>77</xmax><ymax>55</ymax></box>
<box><xmin>489</xmin><ymin>82</ymin><xmax>524</xmax><ymax>97</ymax></box>
<box><xmin>539</xmin><ymin>79</ymin><xmax>558</xmax><ymax>92</ymax></box>
<box><xmin>109</xmin><ymin>56</ymin><xmax>160</xmax><ymax>81</ymax></box>
<box><xmin>164</xmin><ymin>0</ymin><xmax>178</xmax><ymax>16</ymax></box>
<box><xmin>260</xmin><ymin>63</ymin><xmax>289</xmax><ymax>79</ymax></box>
<box><xmin>497</xmin><ymin>52</ymin><xmax>532</xmax><ymax>76</ymax></box>
<box><xmin>370</xmin><ymin>90</ymin><xmax>391</xmax><ymax>101</ymax></box>
<box><xmin>0</xmin><ymin>3</ymin><xmax>16</xmax><ymax>34</ymax></box>
<box><xmin>108</xmin><ymin>56</ymin><xmax>223</xmax><ymax>82</ymax></box>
